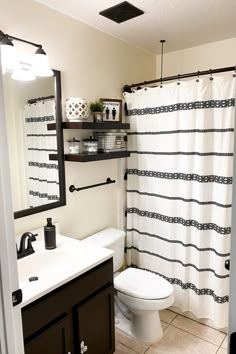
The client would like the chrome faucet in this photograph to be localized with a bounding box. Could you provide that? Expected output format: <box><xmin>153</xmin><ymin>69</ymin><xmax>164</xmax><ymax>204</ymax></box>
<box><xmin>17</xmin><ymin>232</ymin><xmax>38</xmax><ymax>260</ymax></box>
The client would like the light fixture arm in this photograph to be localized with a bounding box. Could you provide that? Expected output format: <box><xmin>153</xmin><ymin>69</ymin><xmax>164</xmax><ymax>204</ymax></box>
<box><xmin>0</xmin><ymin>30</ymin><xmax>42</xmax><ymax>49</ymax></box>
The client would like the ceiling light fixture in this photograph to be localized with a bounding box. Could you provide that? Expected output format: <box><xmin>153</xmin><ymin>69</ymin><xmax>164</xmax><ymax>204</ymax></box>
<box><xmin>0</xmin><ymin>30</ymin><xmax>53</xmax><ymax>79</ymax></box>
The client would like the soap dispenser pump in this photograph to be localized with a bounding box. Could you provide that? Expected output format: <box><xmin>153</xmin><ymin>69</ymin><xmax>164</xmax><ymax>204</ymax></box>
<box><xmin>44</xmin><ymin>218</ymin><xmax>56</xmax><ymax>250</ymax></box>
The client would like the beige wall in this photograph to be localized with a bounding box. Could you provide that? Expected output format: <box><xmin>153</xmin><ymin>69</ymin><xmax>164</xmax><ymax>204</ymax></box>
<box><xmin>156</xmin><ymin>38</ymin><xmax>236</xmax><ymax>78</ymax></box>
<box><xmin>0</xmin><ymin>0</ymin><xmax>156</xmax><ymax>238</ymax></box>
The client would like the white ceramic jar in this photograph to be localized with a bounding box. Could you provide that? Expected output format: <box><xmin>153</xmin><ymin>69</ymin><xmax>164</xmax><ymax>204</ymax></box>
<box><xmin>66</xmin><ymin>97</ymin><xmax>89</xmax><ymax>121</ymax></box>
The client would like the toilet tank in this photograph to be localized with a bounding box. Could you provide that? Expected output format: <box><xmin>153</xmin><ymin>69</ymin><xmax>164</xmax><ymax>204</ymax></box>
<box><xmin>82</xmin><ymin>228</ymin><xmax>125</xmax><ymax>272</ymax></box>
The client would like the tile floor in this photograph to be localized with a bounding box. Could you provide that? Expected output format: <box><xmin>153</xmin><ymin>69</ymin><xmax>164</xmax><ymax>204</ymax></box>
<box><xmin>114</xmin><ymin>309</ymin><xmax>228</xmax><ymax>354</ymax></box>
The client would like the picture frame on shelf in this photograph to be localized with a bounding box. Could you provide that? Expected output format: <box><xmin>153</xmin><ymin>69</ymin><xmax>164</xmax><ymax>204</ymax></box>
<box><xmin>100</xmin><ymin>98</ymin><xmax>122</xmax><ymax>122</ymax></box>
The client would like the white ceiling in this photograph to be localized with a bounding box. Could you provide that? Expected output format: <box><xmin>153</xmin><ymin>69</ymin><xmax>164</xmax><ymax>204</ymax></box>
<box><xmin>35</xmin><ymin>0</ymin><xmax>236</xmax><ymax>54</ymax></box>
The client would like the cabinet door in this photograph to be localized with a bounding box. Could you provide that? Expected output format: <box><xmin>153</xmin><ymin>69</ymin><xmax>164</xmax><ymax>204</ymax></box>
<box><xmin>24</xmin><ymin>315</ymin><xmax>71</xmax><ymax>354</ymax></box>
<box><xmin>75</xmin><ymin>285</ymin><xmax>115</xmax><ymax>354</ymax></box>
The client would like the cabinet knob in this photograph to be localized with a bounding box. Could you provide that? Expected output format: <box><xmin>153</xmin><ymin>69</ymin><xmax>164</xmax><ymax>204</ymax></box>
<box><xmin>80</xmin><ymin>340</ymin><xmax>88</xmax><ymax>353</ymax></box>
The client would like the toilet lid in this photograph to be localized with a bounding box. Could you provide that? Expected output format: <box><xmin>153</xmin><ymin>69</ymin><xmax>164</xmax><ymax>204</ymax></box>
<box><xmin>114</xmin><ymin>268</ymin><xmax>174</xmax><ymax>300</ymax></box>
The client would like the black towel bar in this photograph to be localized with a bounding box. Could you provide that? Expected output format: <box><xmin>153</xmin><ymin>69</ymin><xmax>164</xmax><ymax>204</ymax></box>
<box><xmin>69</xmin><ymin>177</ymin><xmax>116</xmax><ymax>192</ymax></box>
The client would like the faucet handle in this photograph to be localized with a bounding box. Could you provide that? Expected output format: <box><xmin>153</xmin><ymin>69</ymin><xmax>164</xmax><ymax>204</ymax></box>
<box><xmin>26</xmin><ymin>233</ymin><xmax>38</xmax><ymax>250</ymax></box>
<box><xmin>30</xmin><ymin>233</ymin><xmax>38</xmax><ymax>242</ymax></box>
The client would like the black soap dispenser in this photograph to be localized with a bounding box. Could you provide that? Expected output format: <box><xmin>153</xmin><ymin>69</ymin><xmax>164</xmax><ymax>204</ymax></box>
<box><xmin>44</xmin><ymin>218</ymin><xmax>56</xmax><ymax>250</ymax></box>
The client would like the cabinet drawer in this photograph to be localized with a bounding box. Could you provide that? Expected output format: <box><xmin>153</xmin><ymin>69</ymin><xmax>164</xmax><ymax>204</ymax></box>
<box><xmin>22</xmin><ymin>258</ymin><xmax>113</xmax><ymax>339</ymax></box>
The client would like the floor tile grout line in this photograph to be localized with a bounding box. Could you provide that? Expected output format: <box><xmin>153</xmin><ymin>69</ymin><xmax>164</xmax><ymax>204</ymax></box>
<box><xmin>115</xmin><ymin>332</ymin><xmax>151</xmax><ymax>354</ymax></box>
<box><xmin>160</xmin><ymin>320</ymin><xmax>174</xmax><ymax>325</ymax></box>
<box><xmin>171</xmin><ymin>313</ymin><xmax>227</xmax><ymax>342</ymax></box>
<box><xmin>115</xmin><ymin>340</ymin><xmax>142</xmax><ymax>354</ymax></box>
<box><xmin>163</xmin><ymin>323</ymin><xmax>170</xmax><ymax>331</ymax></box>
<box><xmin>216</xmin><ymin>346</ymin><xmax>225</xmax><ymax>354</ymax></box>
<box><xmin>172</xmin><ymin>312</ymin><xmax>227</xmax><ymax>335</ymax></box>
<box><xmin>169</xmin><ymin>313</ymin><xmax>178</xmax><ymax>324</ymax></box>
<box><xmin>219</xmin><ymin>334</ymin><xmax>227</xmax><ymax>349</ymax></box>
<box><xmin>169</xmin><ymin>324</ymin><xmax>220</xmax><ymax>348</ymax></box>
<box><xmin>160</xmin><ymin>313</ymin><xmax>178</xmax><ymax>325</ymax></box>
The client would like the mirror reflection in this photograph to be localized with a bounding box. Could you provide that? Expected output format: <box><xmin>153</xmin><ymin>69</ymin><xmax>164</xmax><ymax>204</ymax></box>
<box><xmin>2</xmin><ymin>71</ymin><xmax>65</xmax><ymax>218</ymax></box>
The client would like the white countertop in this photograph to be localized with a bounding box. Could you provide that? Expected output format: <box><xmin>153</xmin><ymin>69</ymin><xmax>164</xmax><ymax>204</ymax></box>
<box><xmin>17</xmin><ymin>229</ymin><xmax>114</xmax><ymax>308</ymax></box>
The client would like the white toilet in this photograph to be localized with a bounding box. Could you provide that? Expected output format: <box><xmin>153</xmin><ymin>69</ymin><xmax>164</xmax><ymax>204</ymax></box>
<box><xmin>82</xmin><ymin>228</ymin><xmax>174</xmax><ymax>344</ymax></box>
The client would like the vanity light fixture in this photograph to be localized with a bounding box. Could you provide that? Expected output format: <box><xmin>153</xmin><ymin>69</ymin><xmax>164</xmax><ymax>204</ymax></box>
<box><xmin>0</xmin><ymin>30</ymin><xmax>53</xmax><ymax>79</ymax></box>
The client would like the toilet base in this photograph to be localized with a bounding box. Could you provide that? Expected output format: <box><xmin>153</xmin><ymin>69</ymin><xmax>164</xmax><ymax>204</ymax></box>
<box><xmin>115</xmin><ymin>303</ymin><xmax>163</xmax><ymax>344</ymax></box>
<box><xmin>132</xmin><ymin>310</ymin><xmax>163</xmax><ymax>343</ymax></box>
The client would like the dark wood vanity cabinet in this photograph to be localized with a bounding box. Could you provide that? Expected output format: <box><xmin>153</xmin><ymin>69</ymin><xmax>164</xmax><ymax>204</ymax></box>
<box><xmin>75</xmin><ymin>286</ymin><xmax>114</xmax><ymax>354</ymax></box>
<box><xmin>22</xmin><ymin>259</ymin><xmax>115</xmax><ymax>354</ymax></box>
<box><xmin>24</xmin><ymin>315</ymin><xmax>71</xmax><ymax>354</ymax></box>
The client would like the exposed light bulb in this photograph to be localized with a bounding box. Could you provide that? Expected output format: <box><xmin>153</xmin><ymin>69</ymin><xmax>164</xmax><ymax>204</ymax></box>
<box><xmin>32</xmin><ymin>47</ymin><xmax>53</xmax><ymax>77</ymax></box>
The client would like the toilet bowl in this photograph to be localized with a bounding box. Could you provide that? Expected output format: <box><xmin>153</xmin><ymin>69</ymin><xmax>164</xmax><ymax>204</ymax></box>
<box><xmin>82</xmin><ymin>228</ymin><xmax>174</xmax><ymax>344</ymax></box>
<box><xmin>114</xmin><ymin>267</ymin><xmax>174</xmax><ymax>343</ymax></box>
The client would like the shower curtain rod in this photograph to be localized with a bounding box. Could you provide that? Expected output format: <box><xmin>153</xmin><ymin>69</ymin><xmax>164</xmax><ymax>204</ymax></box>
<box><xmin>123</xmin><ymin>65</ymin><xmax>236</xmax><ymax>92</ymax></box>
<box><xmin>27</xmin><ymin>95</ymin><xmax>54</xmax><ymax>104</ymax></box>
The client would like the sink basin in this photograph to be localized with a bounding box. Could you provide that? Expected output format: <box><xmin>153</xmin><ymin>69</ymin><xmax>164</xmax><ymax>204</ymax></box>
<box><xmin>17</xmin><ymin>249</ymin><xmax>79</xmax><ymax>284</ymax></box>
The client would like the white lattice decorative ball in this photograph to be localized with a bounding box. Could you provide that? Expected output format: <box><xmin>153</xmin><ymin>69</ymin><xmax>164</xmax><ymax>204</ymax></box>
<box><xmin>66</xmin><ymin>97</ymin><xmax>89</xmax><ymax>121</ymax></box>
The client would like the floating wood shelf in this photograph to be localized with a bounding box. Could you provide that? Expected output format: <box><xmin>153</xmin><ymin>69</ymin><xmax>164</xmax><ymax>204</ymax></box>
<box><xmin>47</xmin><ymin>121</ymin><xmax>130</xmax><ymax>130</ymax></box>
<box><xmin>49</xmin><ymin>151</ymin><xmax>130</xmax><ymax>162</ymax></box>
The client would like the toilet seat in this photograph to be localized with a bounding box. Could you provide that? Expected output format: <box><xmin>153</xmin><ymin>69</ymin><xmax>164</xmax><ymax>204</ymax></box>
<box><xmin>114</xmin><ymin>268</ymin><xmax>174</xmax><ymax>300</ymax></box>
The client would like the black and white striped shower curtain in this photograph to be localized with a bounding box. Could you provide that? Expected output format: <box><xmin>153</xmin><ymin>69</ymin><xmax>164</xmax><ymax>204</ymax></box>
<box><xmin>24</xmin><ymin>99</ymin><xmax>59</xmax><ymax>208</ymax></box>
<box><xmin>124</xmin><ymin>74</ymin><xmax>236</xmax><ymax>328</ymax></box>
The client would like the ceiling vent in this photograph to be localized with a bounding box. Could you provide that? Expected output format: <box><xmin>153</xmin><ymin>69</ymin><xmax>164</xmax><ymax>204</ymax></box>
<box><xmin>99</xmin><ymin>1</ymin><xmax>144</xmax><ymax>24</ymax></box>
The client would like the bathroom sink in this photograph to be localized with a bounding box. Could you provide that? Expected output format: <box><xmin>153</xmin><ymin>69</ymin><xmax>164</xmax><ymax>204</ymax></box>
<box><xmin>17</xmin><ymin>249</ymin><xmax>79</xmax><ymax>284</ymax></box>
<box><xmin>16</xmin><ymin>233</ymin><xmax>114</xmax><ymax>307</ymax></box>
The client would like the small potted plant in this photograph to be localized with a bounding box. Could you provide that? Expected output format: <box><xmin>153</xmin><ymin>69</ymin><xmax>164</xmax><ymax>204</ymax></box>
<box><xmin>89</xmin><ymin>101</ymin><xmax>104</xmax><ymax>122</ymax></box>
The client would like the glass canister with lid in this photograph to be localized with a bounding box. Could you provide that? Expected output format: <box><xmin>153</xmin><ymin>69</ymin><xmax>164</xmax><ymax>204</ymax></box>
<box><xmin>68</xmin><ymin>137</ymin><xmax>80</xmax><ymax>154</ymax></box>
<box><xmin>83</xmin><ymin>136</ymin><xmax>98</xmax><ymax>154</ymax></box>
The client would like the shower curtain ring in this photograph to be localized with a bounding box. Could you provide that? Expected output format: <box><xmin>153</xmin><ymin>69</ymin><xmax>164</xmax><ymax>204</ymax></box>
<box><xmin>177</xmin><ymin>74</ymin><xmax>181</xmax><ymax>85</ymax></box>
<box><xmin>209</xmin><ymin>69</ymin><xmax>214</xmax><ymax>81</ymax></box>
<box><xmin>233</xmin><ymin>65</ymin><xmax>236</xmax><ymax>77</ymax></box>
<box><xmin>196</xmin><ymin>71</ymin><xmax>200</xmax><ymax>82</ymax></box>
<box><xmin>160</xmin><ymin>78</ymin><xmax>163</xmax><ymax>88</ymax></box>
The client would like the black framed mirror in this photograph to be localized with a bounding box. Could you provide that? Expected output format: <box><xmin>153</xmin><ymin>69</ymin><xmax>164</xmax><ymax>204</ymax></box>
<box><xmin>3</xmin><ymin>69</ymin><xmax>66</xmax><ymax>218</ymax></box>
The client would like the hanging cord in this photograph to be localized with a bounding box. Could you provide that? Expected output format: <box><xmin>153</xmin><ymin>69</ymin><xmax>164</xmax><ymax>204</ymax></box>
<box><xmin>160</xmin><ymin>40</ymin><xmax>166</xmax><ymax>88</ymax></box>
